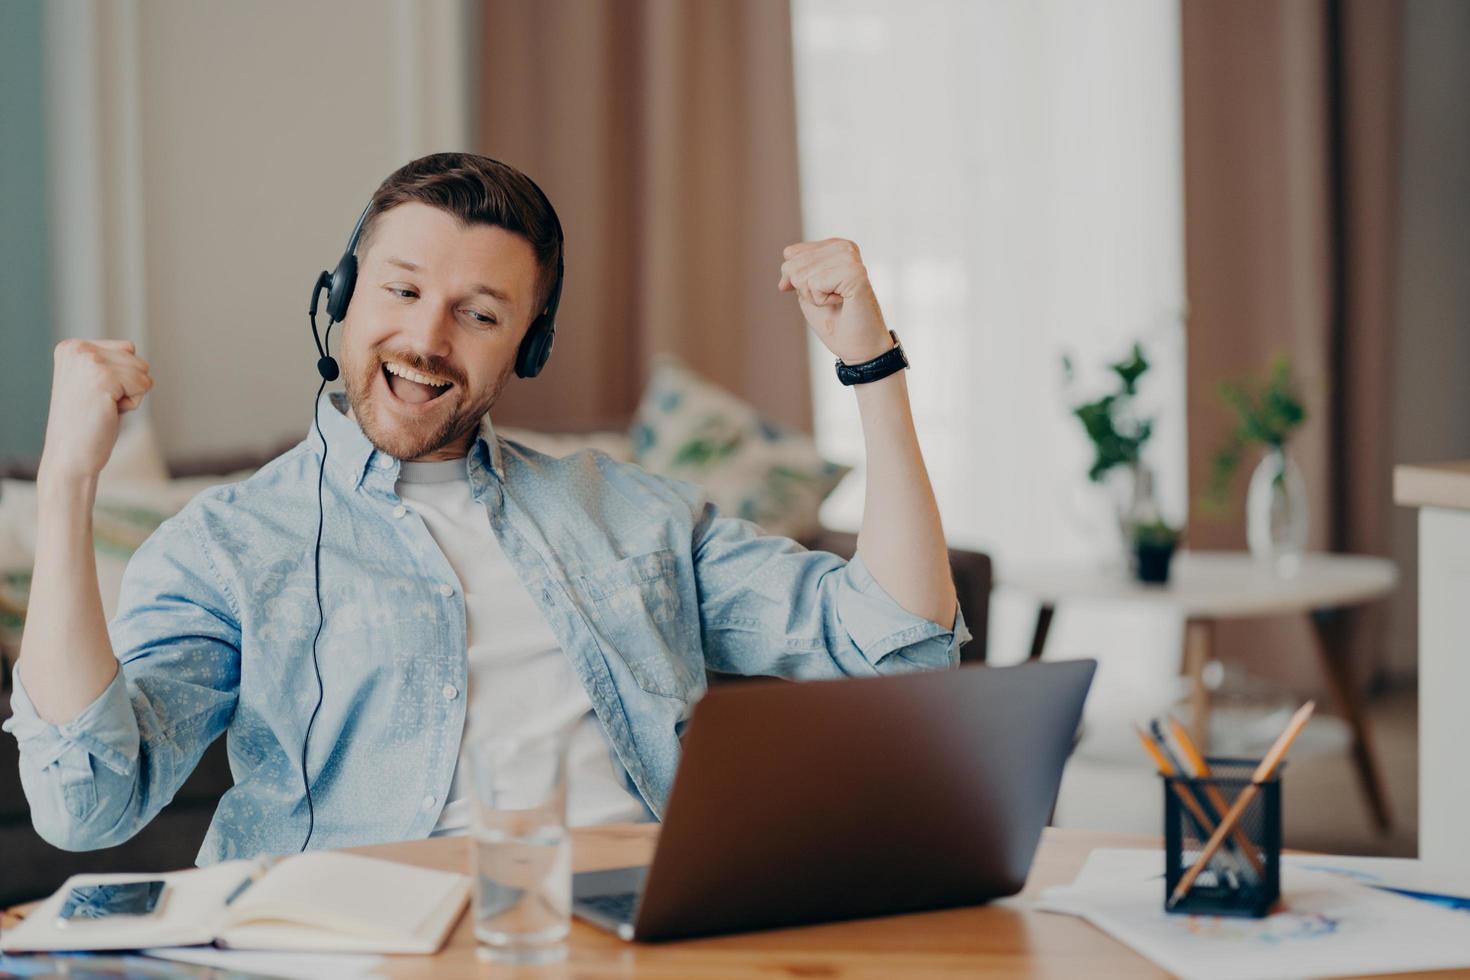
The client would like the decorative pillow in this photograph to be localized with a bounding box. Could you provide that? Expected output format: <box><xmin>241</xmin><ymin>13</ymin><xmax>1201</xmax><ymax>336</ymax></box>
<box><xmin>630</xmin><ymin>354</ymin><xmax>850</xmax><ymax>541</ymax></box>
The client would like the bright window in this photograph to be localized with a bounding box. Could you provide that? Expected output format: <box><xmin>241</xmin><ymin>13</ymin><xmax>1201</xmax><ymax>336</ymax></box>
<box><xmin>792</xmin><ymin>0</ymin><xmax>1188</xmax><ymax>723</ymax></box>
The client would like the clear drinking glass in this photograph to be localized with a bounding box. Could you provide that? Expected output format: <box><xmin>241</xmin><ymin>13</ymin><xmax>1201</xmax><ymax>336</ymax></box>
<box><xmin>467</xmin><ymin>728</ymin><xmax>573</xmax><ymax>964</ymax></box>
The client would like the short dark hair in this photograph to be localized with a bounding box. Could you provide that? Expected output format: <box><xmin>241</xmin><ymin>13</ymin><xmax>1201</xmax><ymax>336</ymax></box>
<box><xmin>357</xmin><ymin>152</ymin><xmax>563</xmax><ymax>320</ymax></box>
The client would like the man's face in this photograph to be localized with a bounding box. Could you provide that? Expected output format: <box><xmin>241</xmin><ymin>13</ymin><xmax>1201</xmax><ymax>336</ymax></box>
<box><xmin>338</xmin><ymin>202</ymin><xmax>542</xmax><ymax>461</ymax></box>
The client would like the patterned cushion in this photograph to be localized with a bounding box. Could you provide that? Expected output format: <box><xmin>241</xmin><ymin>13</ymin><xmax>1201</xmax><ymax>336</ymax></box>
<box><xmin>630</xmin><ymin>354</ymin><xmax>850</xmax><ymax>540</ymax></box>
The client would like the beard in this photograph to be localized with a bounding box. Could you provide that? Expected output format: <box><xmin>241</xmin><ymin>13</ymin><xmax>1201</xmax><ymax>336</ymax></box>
<box><xmin>341</xmin><ymin>342</ymin><xmax>513</xmax><ymax>461</ymax></box>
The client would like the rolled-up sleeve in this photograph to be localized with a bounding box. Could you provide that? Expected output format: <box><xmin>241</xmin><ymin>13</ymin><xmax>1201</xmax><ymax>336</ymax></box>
<box><xmin>836</xmin><ymin>550</ymin><xmax>969</xmax><ymax>668</ymax></box>
<box><xmin>691</xmin><ymin>499</ymin><xmax>970</xmax><ymax>679</ymax></box>
<box><xmin>1</xmin><ymin>510</ymin><xmax>240</xmax><ymax>851</ymax></box>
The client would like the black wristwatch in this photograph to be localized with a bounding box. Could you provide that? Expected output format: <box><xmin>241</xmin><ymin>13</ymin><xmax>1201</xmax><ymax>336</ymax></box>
<box><xmin>835</xmin><ymin>330</ymin><xmax>909</xmax><ymax>386</ymax></box>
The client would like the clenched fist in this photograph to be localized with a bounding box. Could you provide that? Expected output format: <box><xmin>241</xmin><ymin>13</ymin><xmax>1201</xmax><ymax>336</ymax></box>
<box><xmin>778</xmin><ymin>238</ymin><xmax>893</xmax><ymax>365</ymax></box>
<box><xmin>39</xmin><ymin>339</ymin><xmax>155</xmax><ymax>483</ymax></box>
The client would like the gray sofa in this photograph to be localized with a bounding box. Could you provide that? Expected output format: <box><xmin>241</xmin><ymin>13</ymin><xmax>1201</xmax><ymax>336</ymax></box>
<box><xmin>0</xmin><ymin>452</ymin><xmax>991</xmax><ymax>906</ymax></box>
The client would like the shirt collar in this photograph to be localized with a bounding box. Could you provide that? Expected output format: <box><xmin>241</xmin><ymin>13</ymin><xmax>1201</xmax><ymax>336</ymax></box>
<box><xmin>310</xmin><ymin>392</ymin><xmax>505</xmax><ymax>493</ymax></box>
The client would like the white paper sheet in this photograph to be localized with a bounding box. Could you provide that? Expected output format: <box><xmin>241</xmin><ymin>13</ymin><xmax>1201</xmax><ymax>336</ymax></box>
<box><xmin>1284</xmin><ymin>853</ymin><xmax>1470</xmax><ymax>904</ymax></box>
<box><xmin>1036</xmin><ymin>848</ymin><xmax>1470</xmax><ymax>980</ymax></box>
<box><xmin>143</xmin><ymin>945</ymin><xmax>384</xmax><ymax>980</ymax></box>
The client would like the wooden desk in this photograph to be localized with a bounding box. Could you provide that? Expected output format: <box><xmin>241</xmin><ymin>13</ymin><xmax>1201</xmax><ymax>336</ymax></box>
<box><xmin>7</xmin><ymin>825</ymin><xmax>1463</xmax><ymax>977</ymax></box>
<box><xmin>347</xmin><ymin>825</ymin><xmax>1470</xmax><ymax>978</ymax></box>
<box><xmin>353</xmin><ymin>824</ymin><xmax>1169</xmax><ymax>978</ymax></box>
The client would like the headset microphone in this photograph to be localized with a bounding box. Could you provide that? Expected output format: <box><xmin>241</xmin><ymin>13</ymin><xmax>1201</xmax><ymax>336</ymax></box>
<box><xmin>308</xmin><ymin>274</ymin><xmax>338</xmax><ymax>381</ymax></box>
<box><xmin>298</xmin><ymin>165</ymin><xmax>564</xmax><ymax>853</ymax></box>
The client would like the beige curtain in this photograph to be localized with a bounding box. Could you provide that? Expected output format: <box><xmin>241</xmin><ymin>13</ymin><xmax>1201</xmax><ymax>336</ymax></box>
<box><xmin>472</xmin><ymin>0</ymin><xmax>812</xmax><ymax>435</ymax></box>
<box><xmin>1182</xmin><ymin>0</ymin><xmax>1403</xmax><ymax>691</ymax></box>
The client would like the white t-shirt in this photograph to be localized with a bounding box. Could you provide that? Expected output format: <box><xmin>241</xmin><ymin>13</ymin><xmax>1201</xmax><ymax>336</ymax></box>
<box><xmin>392</xmin><ymin>458</ymin><xmax>648</xmax><ymax>833</ymax></box>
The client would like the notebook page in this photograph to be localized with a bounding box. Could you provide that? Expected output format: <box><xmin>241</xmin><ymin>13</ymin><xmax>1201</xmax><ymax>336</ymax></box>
<box><xmin>211</xmin><ymin>885</ymin><xmax>465</xmax><ymax>956</ymax></box>
<box><xmin>221</xmin><ymin>852</ymin><xmax>467</xmax><ymax>945</ymax></box>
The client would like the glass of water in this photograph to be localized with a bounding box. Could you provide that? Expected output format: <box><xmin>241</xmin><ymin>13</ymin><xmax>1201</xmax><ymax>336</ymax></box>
<box><xmin>467</xmin><ymin>728</ymin><xmax>573</xmax><ymax>964</ymax></box>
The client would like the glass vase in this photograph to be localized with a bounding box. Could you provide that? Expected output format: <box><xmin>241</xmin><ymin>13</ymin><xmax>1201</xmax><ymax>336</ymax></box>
<box><xmin>1245</xmin><ymin>446</ymin><xmax>1308</xmax><ymax>576</ymax></box>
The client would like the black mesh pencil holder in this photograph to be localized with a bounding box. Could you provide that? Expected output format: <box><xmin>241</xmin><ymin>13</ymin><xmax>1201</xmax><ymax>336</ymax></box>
<box><xmin>1163</xmin><ymin>757</ymin><xmax>1282</xmax><ymax>918</ymax></box>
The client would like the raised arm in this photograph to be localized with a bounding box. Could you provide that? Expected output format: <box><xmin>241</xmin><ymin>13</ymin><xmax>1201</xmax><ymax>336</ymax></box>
<box><xmin>778</xmin><ymin>239</ymin><xmax>958</xmax><ymax>629</ymax></box>
<box><xmin>19</xmin><ymin>339</ymin><xmax>154</xmax><ymax>723</ymax></box>
<box><xmin>5</xmin><ymin>340</ymin><xmax>238</xmax><ymax>851</ymax></box>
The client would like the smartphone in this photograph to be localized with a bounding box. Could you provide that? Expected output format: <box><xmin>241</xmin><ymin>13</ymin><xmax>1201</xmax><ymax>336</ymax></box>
<box><xmin>56</xmin><ymin>881</ymin><xmax>168</xmax><ymax>924</ymax></box>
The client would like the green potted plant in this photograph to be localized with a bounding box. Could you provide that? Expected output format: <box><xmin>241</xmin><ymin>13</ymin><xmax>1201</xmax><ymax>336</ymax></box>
<box><xmin>1132</xmin><ymin>518</ymin><xmax>1183</xmax><ymax>584</ymax></box>
<box><xmin>1207</xmin><ymin>356</ymin><xmax>1309</xmax><ymax>573</ymax></box>
<box><xmin>1064</xmin><ymin>342</ymin><xmax>1164</xmax><ymax>573</ymax></box>
<box><xmin>1065</xmin><ymin>342</ymin><xmax>1154</xmax><ymax>484</ymax></box>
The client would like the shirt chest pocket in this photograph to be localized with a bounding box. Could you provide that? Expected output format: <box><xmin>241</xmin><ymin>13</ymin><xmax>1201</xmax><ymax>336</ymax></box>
<box><xmin>574</xmin><ymin>548</ymin><xmax>699</xmax><ymax>700</ymax></box>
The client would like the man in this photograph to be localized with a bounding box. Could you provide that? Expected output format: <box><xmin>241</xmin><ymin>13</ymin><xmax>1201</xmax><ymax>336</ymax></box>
<box><xmin>6</xmin><ymin>153</ymin><xmax>968</xmax><ymax>864</ymax></box>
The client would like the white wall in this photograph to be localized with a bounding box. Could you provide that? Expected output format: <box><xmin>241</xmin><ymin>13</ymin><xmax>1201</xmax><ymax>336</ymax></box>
<box><xmin>44</xmin><ymin>0</ymin><xmax>470</xmax><ymax>460</ymax></box>
<box><xmin>1387</xmin><ymin>0</ymin><xmax>1470</xmax><ymax>682</ymax></box>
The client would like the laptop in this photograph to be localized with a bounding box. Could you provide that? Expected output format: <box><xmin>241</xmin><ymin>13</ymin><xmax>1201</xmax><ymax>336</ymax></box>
<box><xmin>573</xmin><ymin>658</ymin><xmax>1096</xmax><ymax>941</ymax></box>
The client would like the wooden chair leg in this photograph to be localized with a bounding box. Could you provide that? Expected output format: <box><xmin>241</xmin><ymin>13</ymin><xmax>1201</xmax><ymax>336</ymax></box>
<box><xmin>1027</xmin><ymin>603</ymin><xmax>1056</xmax><ymax>661</ymax></box>
<box><xmin>1310</xmin><ymin>608</ymin><xmax>1394</xmax><ymax>833</ymax></box>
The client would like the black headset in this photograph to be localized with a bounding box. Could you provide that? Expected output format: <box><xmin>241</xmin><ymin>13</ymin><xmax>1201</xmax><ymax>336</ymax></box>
<box><xmin>308</xmin><ymin>183</ymin><xmax>566</xmax><ymax>382</ymax></box>
<box><xmin>297</xmin><ymin>170</ymin><xmax>565</xmax><ymax>852</ymax></box>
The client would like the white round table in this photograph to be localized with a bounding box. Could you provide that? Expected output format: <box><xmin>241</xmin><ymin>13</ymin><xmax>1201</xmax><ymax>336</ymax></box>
<box><xmin>996</xmin><ymin>551</ymin><xmax>1399</xmax><ymax>831</ymax></box>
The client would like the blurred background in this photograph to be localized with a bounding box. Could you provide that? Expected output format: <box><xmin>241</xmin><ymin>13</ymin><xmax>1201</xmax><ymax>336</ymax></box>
<box><xmin>2</xmin><ymin>0</ymin><xmax>1468</xmax><ymax>893</ymax></box>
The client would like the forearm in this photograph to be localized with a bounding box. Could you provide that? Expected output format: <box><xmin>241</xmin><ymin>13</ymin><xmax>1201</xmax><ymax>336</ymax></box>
<box><xmin>775</xmin><ymin>237</ymin><xmax>957</xmax><ymax>629</ymax></box>
<box><xmin>16</xmin><ymin>469</ymin><xmax>121</xmax><ymax>724</ymax></box>
<box><xmin>852</xmin><ymin>369</ymin><xmax>958</xmax><ymax>628</ymax></box>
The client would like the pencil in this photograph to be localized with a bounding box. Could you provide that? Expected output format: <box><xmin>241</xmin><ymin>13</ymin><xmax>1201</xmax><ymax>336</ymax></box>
<box><xmin>1136</xmin><ymin>723</ymin><xmax>1218</xmax><ymax>834</ymax></box>
<box><xmin>1168</xmin><ymin>701</ymin><xmax>1315</xmax><ymax>908</ymax></box>
<box><xmin>1164</xmin><ymin>717</ymin><xmax>1266</xmax><ymax>879</ymax></box>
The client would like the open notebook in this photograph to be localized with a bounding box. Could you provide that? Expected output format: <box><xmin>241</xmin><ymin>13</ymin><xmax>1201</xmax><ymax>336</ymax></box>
<box><xmin>0</xmin><ymin>852</ymin><xmax>470</xmax><ymax>955</ymax></box>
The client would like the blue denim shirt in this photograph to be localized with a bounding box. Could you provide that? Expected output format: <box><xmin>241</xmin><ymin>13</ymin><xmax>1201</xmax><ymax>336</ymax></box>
<box><xmin>5</xmin><ymin>394</ymin><xmax>969</xmax><ymax>864</ymax></box>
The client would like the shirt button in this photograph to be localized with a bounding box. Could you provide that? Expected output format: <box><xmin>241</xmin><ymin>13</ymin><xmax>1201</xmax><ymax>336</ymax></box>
<box><xmin>392</xmin><ymin>504</ymin><xmax>407</xmax><ymax>519</ymax></box>
<box><xmin>437</xmin><ymin>583</ymin><xmax>454</xmax><ymax>598</ymax></box>
<box><xmin>421</xmin><ymin>795</ymin><xmax>437</xmax><ymax>811</ymax></box>
<box><xmin>442</xmin><ymin>684</ymin><xmax>459</xmax><ymax>701</ymax></box>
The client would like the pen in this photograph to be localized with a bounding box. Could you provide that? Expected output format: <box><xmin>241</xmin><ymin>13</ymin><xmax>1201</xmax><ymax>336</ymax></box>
<box><xmin>223</xmin><ymin>874</ymin><xmax>257</xmax><ymax>907</ymax></box>
<box><xmin>224</xmin><ymin>858</ymin><xmax>275</xmax><ymax>907</ymax></box>
<box><xmin>1373</xmin><ymin>886</ymin><xmax>1470</xmax><ymax>911</ymax></box>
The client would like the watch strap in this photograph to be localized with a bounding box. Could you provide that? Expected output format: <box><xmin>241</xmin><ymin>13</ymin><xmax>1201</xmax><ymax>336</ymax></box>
<box><xmin>835</xmin><ymin>330</ymin><xmax>908</xmax><ymax>385</ymax></box>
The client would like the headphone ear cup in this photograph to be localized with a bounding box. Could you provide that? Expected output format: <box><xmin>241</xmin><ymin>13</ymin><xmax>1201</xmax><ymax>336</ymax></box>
<box><xmin>515</xmin><ymin>319</ymin><xmax>555</xmax><ymax>379</ymax></box>
<box><xmin>325</xmin><ymin>254</ymin><xmax>358</xmax><ymax>322</ymax></box>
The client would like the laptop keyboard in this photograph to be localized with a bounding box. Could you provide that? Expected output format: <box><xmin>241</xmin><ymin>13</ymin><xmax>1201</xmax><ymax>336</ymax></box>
<box><xmin>578</xmin><ymin>891</ymin><xmax>639</xmax><ymax>924</ymax></box>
